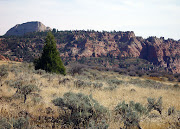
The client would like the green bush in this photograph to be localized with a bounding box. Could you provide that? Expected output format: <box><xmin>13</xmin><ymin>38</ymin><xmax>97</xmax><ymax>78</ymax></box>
<box><xmin>147</xmin><ymin>97</ymin><xmax>162</xmax><ymax>114</ymax></box>
<box><xmin>88</xmin><ymin>119</ymin><xmax>108</xmax><ymax>129</ymax></box>
<box><xmin>107</xmin><ymin>78</ymin><xmax>123</xmax><ymax>85</ymax></box>
<box><xmin>115</xmin><ymin>101</ymin><xmax>146</xmax><ymax>129</ymax></box>
<box><xmin>93</xmin><ymin>82</ymin><xmax>103</xmax><ymax>89</ymax></box>
<box><xmin>19</xmin><ymin>84</ymin><xmax>39</xmax><ymax>103</ymax></box>
<box><xmin>7</xmin><ymin>79</ymin><xmax>38</xmax><ymax>102</ymax></box>
<box><xmin>119</xmin><ymin>69</ymin><xmax>128</xmax><ymax>75</ymax></box>
<box><xmin>0</xmin><ymin>65</ymin><xmax>8</xmax><ymax>80</ymax></box>
<box><xmin>0</xmin><ymin>117</ymin><xmax>30</xmax><ymax>129</ymax></box>
<box><xmin>174</xmin><ymin>83</ymin><xmax>179</xmax><ymax>88</ymax></box>
<box><xmin>10</xmin><ymin>84</ymin><xmax>39</xmax><ymax>103</ymax></box>
<box><xmin>69</xmin><ymin>63</ymin><xmax>85</xmax><ymax>76</ymax></box>
<box><xmin>104</xmin><ymin>85</ymin><xmax>117</xmax><ymax>91</ymax></box>
<box><xmin>13</xmin><ymin>117</ymin><xmax>29</xmax><ymax>129</ymax></box>
<box><xmin>52</xmin><ymin>92</ymin><xmax>108</xmax><ymax>127</ymax></box>
<box><xmin>0</xmin><ymin>117</ymin><xmax>11</xmax><ymax>129</ymax></box>
<box><xmin>34</xmin><ymin>69</ymin><xmax>46</xmax><ymax>75</ymax></box>
<box><xmin>74</xmin><ymin>80</ymin><xmax>92</xmax><ymax>88</ymax></box>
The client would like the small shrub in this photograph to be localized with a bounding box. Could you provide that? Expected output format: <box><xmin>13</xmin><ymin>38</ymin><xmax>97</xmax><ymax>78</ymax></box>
<box><xmin>166</xmin><ymin>75</ymin><xmax>175</xmax><ymax>81</ymax></box>
<box><xmin>74</xmin><ymin>80</ymin><xmax>92</xmax><ymax>88</ymax></box>
<box><xmin>59</xmin><ymin>78</ymin><xmax>70</xmax><ymax>85</ymax></box>
<box><xmin>129</xmin><ymin>101</ymin><xmax>148</xmax><ymax>115</ymax></box>
<box><xmin>13</xmin><ymin>117</ymin><xmax>29</xmax><ymax>129</ymax></box>
<box><xmin>178</xmin><ymin>77</ymin><xmax>180</xmax><ymax>82</ymax></box>
<box><xmin>0</xmin><ymin>117</ymin><xmax>30</xmax><ymax>129</ymax></box>
<box><xmin>52</xmin><ymin>92</ymin><xmax>108</xmax><ymax>127</ymax></box>
<box><xmin>119</xmin><ymin>69</ymin><xmax>127</xmax><ymax>75</ymax></box>
<box><xmin>147</xmin><ymin>97</ymin><xmax>162</xmax><ymax>114</ymax></box>
<box><xmin>128</xmin><ymin>71</ymin><xmax>136</xmax><ymax>76</ymax></box>
<box><xmin>174</xmin><ymin>73</ymin><xmax>180</xmax><ymax>78</ymax></box>
<box><xmin>0</xmin><ymin>117</ymin><xmax>11</xmax><ymax>129</ymax></box>
<box><xmin>18</xmin><ymin>84</ymin><xmax>39</xmax><ymax>103</ymax></box>
<box><xmin>130</xmin><ymin>88</ymin><xmax>136</xmax><ymax>92</ymax></box>
<box><xmin>107</xmin><ymin>78</ymin><xmax>123</xmax><ymax>85</ymax></box>
<box><xmin>148</xmin><ymin>113</ymin><xmax>159</xmax><ymax>118</ymax></box>
<box><xmin>69</xmin><ymin>63</ymin><xmax>85</xmax><ymax>76</ymax></box>
<box><xmin>104</xmin><ymin>85</ymin><xmax>117</xmax><ymax>91</ymax></box>
<box><xmin>0</xmin><ymin>65</ymin><xmax>8</xmax><ymax>80</ymax></box>
<box><xmin>168</xmin><ymin>107</ymin><xmax>176</xmax><ymax>116</ymax></box>
<box><xmin>136</xmin><ymin>70</ymin><xmax>144</xmax><ymax>77</ymax></box>
<box><xmin>93</xmin><ymin>82</ymin><xmax>103</xmax><ymax>89</ymax></box>
<box><xmin>32</xmin><ymin>96</ymin><xmax>41</xmax><ymax>104</ymax></box>
<box><xmin>34</xmin><ymin>69</ymin><xmax>46</xmax><ymax>75</ymax></box>
<box><xmin>115</xmin><ymin>101</ymin><xmax>146</xmax><ymax>129</ymax></box>
<box><xmin>174</xmin><ymin>83</ymin><xmax>179</xmax><ymax>88</ymax></box>
<box><xmin>112</xmin><ymin>68</ymin><xmax>121</xmax><ymax>73</ymax></box>
<box><xmin>88</xmin><ymin>119</ymin><xmax>108</xmax><ymax>129</ymax></box>
<box><xmin>149</xmin><ymin>73</ymin><xmax>160</xmax><ymax>77</ymax></box>
<box><xmin>8</xmin><ymin>80</ymin><xmax>24</xmax><ymax>93</ymax></box>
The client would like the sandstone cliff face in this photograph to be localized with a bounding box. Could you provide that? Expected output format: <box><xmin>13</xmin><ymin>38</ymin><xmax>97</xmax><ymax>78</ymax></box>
<box><xmin>58</xmin><ymin>31</ymin><xmax>179</xmax><ymax>73</ymax></box>
<box><xmin>5</xmin><ymin>21</ymin><xmax>51</xmax><ymax>36</ymax></box>
<box><xmin>139</xmin><ymin>37</ymin><xmax>180</xmax><ymax>73</ymax></box>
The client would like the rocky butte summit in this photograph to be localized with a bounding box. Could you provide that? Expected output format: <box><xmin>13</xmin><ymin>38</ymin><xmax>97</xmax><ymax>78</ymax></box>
<box><xmin>5</xmin><ymin>21</ymin><xmax>52</xmax><ymax>36</ymax></box>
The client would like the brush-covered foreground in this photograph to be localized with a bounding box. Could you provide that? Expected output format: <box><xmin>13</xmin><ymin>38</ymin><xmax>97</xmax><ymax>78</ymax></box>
<box><xmin>0</xmin><ymin>61</ymin><xmax>179</xmax><ymax>129</ymax></box>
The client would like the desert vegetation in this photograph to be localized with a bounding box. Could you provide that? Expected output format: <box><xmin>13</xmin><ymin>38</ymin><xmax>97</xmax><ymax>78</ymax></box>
<box><xmin>0</xmin><ymin>61</ymin><xmax>179</xmax><ymax>129</ymax></box>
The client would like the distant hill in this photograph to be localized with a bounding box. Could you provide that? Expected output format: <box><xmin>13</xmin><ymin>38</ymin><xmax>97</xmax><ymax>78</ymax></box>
<box><xmin>5</xmin><ymin>21</ymin><xmax>51</xmax><ymax>36</ymax></box>
<box><xmin>0</xmin><ymin>22</ymin><xmax>179</xmax><ymax>74</ymax></box>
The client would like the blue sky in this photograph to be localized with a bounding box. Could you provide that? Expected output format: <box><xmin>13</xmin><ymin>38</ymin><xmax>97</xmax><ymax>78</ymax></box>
<box><xmin>0</xmin><ymin>0</ymin><xmax>179</xmax><ymax>40</ymax></box>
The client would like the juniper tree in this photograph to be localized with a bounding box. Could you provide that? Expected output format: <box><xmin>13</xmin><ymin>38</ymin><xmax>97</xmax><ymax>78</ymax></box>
<box><xmin>34</xmin><ymin>32</ymin><xmax>66</xmax><ymax>75</ymax></box>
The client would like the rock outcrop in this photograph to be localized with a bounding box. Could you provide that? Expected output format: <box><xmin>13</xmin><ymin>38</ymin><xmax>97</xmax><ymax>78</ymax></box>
<box><xmin>1</xmin><ymin>27</ymin><xmax>180</xmax><ymax>73</ymax></box>
<box><xmin>5</xmin><ymin>21</ymin><xmax>51</xmax><ymax>36</ymax></box>
<box><xmin>58</xmin><ymin>32</ymin><xmax>180</xmax><ymax>73</ymax></box>
<box><xmin>139</xmin><ymin>37</ymin><xmax>180</xmax><ymax>73</ymax></box>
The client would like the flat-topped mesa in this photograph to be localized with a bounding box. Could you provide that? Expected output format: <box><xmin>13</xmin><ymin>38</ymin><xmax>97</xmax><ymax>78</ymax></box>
<box><xmin>5</xmin><ymin>21</ymin><xmax>52</xmax><ymax>36</ymax></box>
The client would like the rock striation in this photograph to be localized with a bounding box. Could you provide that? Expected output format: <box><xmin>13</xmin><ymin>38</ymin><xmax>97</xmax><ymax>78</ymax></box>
<box><xmin>5</xmin><ymin>21</ymin><xmax>51</xmax><ymax>36</ymax></box>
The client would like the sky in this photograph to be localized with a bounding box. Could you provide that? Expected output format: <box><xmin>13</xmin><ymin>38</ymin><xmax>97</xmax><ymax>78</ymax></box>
<box><xmin>0</xmin><ymin>0</ymin><xmax>180</xmax><ymax>40</ymax></box>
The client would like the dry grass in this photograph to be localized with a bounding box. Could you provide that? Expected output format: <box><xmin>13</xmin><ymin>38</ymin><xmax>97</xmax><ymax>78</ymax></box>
<box><xmin>0</xmin><ymin>60</ymin><xmax>20</xmax><ymax>65</ymax></box>
<box><xmin>0</xmin><ymin>61</ymin><xmax>179</xmax><ymax>129</ymax></box>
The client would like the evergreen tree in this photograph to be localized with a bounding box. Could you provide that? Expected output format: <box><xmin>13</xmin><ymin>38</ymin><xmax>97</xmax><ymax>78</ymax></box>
<box><xmin>34</xmin><ymin>32</ymin><xmax>66</xmax><ymax>75</ymax></box>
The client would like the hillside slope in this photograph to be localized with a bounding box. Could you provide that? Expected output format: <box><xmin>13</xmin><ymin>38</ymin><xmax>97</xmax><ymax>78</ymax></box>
<box><xmin>1</xmin><ymin>30</ymin><xmax>180</xmax><ymax>73</ymax></box>
<box><xmin>0</xmin><ymin>62</ymin><xmax>179</xmax><ymax>129</ymax></box>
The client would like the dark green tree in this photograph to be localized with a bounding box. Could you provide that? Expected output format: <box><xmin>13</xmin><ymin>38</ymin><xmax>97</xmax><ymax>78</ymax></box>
<box><xmin>34</xmin><ymin>32</ymin><xmax>66</xmax><ymax>75</ymax></box>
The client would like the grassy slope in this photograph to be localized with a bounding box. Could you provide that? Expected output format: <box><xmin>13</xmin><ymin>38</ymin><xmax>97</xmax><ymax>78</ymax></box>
<box><xmin>0</xmin><ymin>61</ymin><xmax>179</xmax><ymax>129</ymax></box>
